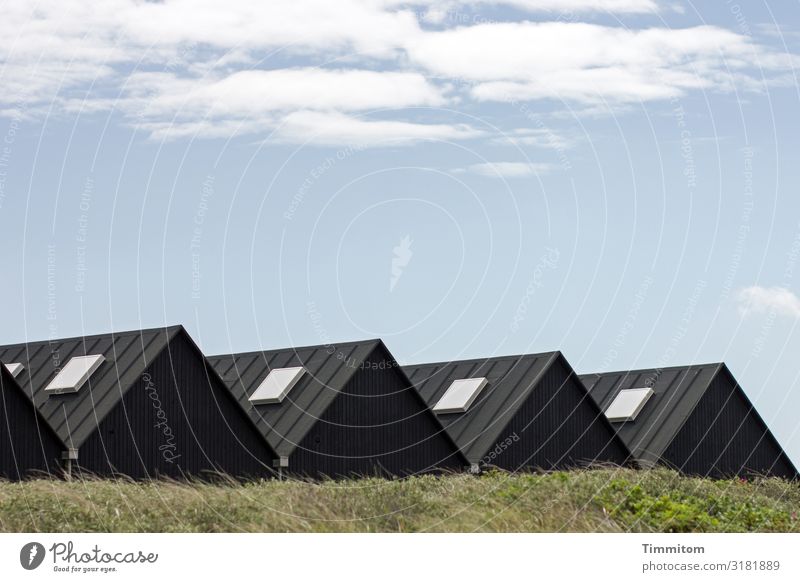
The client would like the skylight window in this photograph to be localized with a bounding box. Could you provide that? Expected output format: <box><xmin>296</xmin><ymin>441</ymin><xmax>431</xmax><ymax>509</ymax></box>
<box><xmin>44</xmin><ymin>354</ymin><xmax>105</xmax><ymax>394</ymax></box>
<box><xmin>433</xmin><ymin>377</ymin><xmax>488</xmax><ymax>413</ymax></box>
<box><xmin>249</xmin><ymin>366</ymin><xmax>305</xmax><ymax>404</ymax></box>
<box><xmin>605</xmin><ymin>387</ymin><xmax>654</xmax><ymax>422</ymax></box>
<box><xmin>4</xmin><ymin>363</ymin><xmax>23</xmax><ymax>378</ymax></box>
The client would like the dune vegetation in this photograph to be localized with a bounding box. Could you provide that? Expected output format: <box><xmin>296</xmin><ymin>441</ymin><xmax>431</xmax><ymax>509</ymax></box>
<box><xmin>0</xmin><ymin>467</ymin><xmax>797</xmax><ymax>533</ymax></box>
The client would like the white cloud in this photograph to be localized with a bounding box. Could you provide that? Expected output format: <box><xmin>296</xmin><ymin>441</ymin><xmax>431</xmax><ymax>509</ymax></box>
<box><xmin>130</xmin><ymin>110</ymin><xmax>482</xmax><ymax>145</ymax></box>
<box><xmin>133</xmin><ymin>118</ymin><xmax>277</xmax><ymax>141</ymax></box>
<box><xmin>491</xmin><ymin>127</ymin><xmax>574</xmax><ymax>149</ymax></box>
<box><xmin>0</xmin><ymin>0</ymin><xmax>424</xmax><ymax>105</ymax></box>
<box><xmin>2</xmin><ymin>0</ymin><xmax>420</xmax><ymax>59</ymax></box>
<box><xmin>1</xmin><ymin>1</ymin><xmax>798</xmax><ymax>142</ymax></box>
<box><xmin>462</xmin><ymin>161</ymin><xmax>552</xmax><ymax>177</ymax></box>
<box><xmin>406</xmin><ymin>22</ymin><xmax>778</xmax><ymax>103</ymax></box>
<box><xmin>389</xmin><ymin>0</ymin><xmax>657</xmax><ymax>16</ymax></box>
<box><xmin>737</xmin><ymin>286</ymin><xmax>800</xmax><ymax>318</ymax></box>
<box><xmin>484</xmin><ymin>0</ymin><xmax>657</xmax><ymax>12</ymax></box>
<box><xmin>274</xmin><ymin>110</ymin><xmax>483</xmax><ymax>146</ymax></box>
<box><xmin>112</xmin><ymin>70</ymin><xmax>469</xmax><ymax>143</ymax></box>
<box><xmin>124</xmin><ymin>0</ymin><xmax>423</xmax><ymax>57</ymax></box>
<box><xmin>125</xmin><ymin>69</ymin><xmax>447</xmax><ymax>116</ymax></box>
<box><xmin>1</xmin><ymin>1</ymin><xmax>461</xmax><ymax>143</ymax></box>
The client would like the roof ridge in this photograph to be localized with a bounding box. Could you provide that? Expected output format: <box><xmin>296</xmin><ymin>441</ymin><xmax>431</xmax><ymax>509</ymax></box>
<box><xmin>579</xmin><ymin>362</ymin><xmax>724</xmax><ymax>378</ymax></box>
<box><xmin>208</xmin><ymin>338</ymin><xmax>382</xmax><ymax>360</ymax></box>
<box><xmin>0</xmin><ymin>325</ymin><xmax>184</xmax><ymax>349</ymax></box>
<box><xmin>404</xmin><ymin>350</ymin><xmax>561</xmax><ymax>369</ymax></box>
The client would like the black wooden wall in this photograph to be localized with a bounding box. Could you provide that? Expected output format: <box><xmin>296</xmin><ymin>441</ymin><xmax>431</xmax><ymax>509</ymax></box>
<box><xmin>662</xmin><ymin>368</ymin><xmax>797</xmax><ymax>479</ymax></box>
<box><xmin>490</xmin><ymin>357</ymin><xmax>631</xmax><ymax>471</ymax></box>
<box><xmin>291</xmin><ymin>344</ymin><xmax>466</xmax><ymax>478</ymax></box>
<box><xmin>78</xmin><ymin>332</ymin><xmax>275</xmax><ymax>479</ymax></box>
<box><xmin>0</xmin><ymin>368</ymin><xmax>63</xmax><ymax>480</ymax></box>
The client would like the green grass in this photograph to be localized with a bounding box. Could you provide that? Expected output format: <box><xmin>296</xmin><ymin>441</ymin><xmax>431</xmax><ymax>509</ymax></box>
<box><xmin>1</xmin><ymin>468</ymin><xmax>797</xmax><ymax>532</ymax></box>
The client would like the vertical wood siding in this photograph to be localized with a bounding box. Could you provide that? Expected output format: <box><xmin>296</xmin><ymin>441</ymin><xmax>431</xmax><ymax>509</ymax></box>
<box><xmin>491</xmin><ymin>358</ymin><xmax>630</xmax><ymax>471</ymax></box>
<box><xmin>662</xmin><ymin>370</ymin><xmax>797</xmax><ymax>479</ymax></box>
<box><xmin>78</xmin><ymin>333</ymin><xmax>275</xmax><ymax>479</ymax></box>
<box><xmin>291</xmin><ymin>345</ymin><xmax>465</xmax><ymax>478</ymax></box>
<box><xmin>0</xmin><ymin>370</ymin><xmax>63</xmax><ymax>480</ymax></box>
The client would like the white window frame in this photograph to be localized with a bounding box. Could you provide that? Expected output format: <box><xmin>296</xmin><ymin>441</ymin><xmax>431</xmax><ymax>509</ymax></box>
<box><xmin>249</xmin><ymin>366</ymin><xmax>306</xmax><ymax>404</ymax></box>
<box><xmin>604</xmin><ymin>387</ymin><xmax>654</xmax><ymax>422</ymax></box>
<box><xmin>433</xmin><ymin>377</ymin><xmax>489</xmax><ymax>414</ymax></box>
<box><xmin>44</xmin><ymin>354</ymin><xmax>106</xmax><ymax>394</ymax></box>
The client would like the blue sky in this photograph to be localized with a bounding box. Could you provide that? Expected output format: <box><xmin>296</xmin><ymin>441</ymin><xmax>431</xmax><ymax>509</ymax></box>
<box><xmin>1</xmin><ymin>0</ymin><xmax>800</xmax><ymax>464</ymax></box>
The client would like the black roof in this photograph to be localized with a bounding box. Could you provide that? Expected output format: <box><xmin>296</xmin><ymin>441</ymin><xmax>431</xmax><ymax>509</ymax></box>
<box><xmin>209</xmin><ymin>340</ymin><xmax>386</xmax><ymax>457</ymax></box>
<box><xmin>404</xmin><ymin>351</ymin><xmax>561</xmax><ymax>463</ymax></box>
<box><xmin>579</xmin><ymin>363</ymin><xmax>776</xmax><ymax>467</ymax></box>
<box><xmin>0</xmin><ymin>326</ymin><xmax>184</xmax><ymax>448</ymax></box>
<box><xmin>208</xmin><ymin>339</ymin><xmax>464</xmax><ymax>460</ymax></box>
<box><xmin>0</xmin><ymin>362</ymin><xmax>62</xmax><ymax>447</ymax></box>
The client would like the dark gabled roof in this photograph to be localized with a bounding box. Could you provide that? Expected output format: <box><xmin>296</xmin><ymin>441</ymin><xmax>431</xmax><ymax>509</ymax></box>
<box><xmin>580</xmin><ymin>364</ymin><xmax>798</xmax><ymax>474</ymax></box>
<box><xmin>0</xmin><ymin>326</ymin><xmax>184</xmax><ymax>449</ymax></box>
<box><xmin>208</xmin><ymin>339</ymin><xmax>382</xmax><ymax>457</ymax></box>
<box><xmin>0</xmin><ymin>363</ymin><xmax>63</xmax><ymax>450</ymax></box>
<box><xmin>578</xmin><ymin>364</ymin><xmax>725</xmax><ymax>466</ymax></box>
<box><xmin>404</xmin><ymin>351</ymin><xmax>560</xmax><ymax>463</ymax></box>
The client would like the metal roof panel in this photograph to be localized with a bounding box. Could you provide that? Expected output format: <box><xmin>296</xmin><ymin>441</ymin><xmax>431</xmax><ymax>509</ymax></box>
<box><xmin>208</xmin><ymin>340</ymin><xmax>380</xmax><ymax>457</ymax></box>
<box><xmin>0</xmin><ymin>326</ymin><xmax>182</xmax><ymax>448</ymax></box>
<box><xmin>579</xmin><ymin>364</ymin><xmax>722</xmax><ymax>465</ymax></box>
<box><xmin>404</xmin><ymin>352</ymin><xmax>559</xmax><ymax>463</ymax></box>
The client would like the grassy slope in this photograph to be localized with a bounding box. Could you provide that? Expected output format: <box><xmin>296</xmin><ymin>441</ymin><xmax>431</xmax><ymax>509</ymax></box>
<box><xmin>0</xmin><ymin>468</ymin><xmax>798</xmax><ymax>532</ymax></box>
